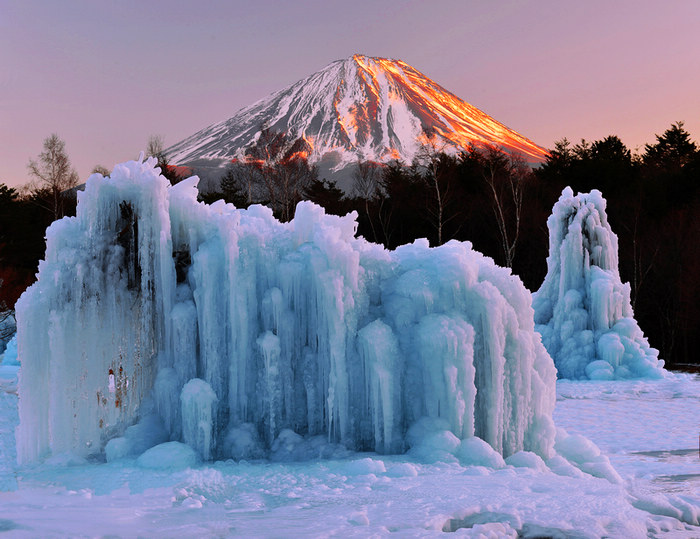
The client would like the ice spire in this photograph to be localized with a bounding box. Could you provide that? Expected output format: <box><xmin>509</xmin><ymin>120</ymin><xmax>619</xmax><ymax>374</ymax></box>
<box><xmin>533</xmin><ymin>188</ymin><xmax>666</xmax><ymax>380</ymax></box>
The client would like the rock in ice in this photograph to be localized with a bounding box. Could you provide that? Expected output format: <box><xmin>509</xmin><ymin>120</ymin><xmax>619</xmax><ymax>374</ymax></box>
<box><xmin>15</xmin><ymin>158</ymin><xmax>557</xmax><ymax>463</ymax></box>
<box><xmin>533</xmin><ymin>187</ymin><xmax>666</xmax><ymax>380</ymax></box>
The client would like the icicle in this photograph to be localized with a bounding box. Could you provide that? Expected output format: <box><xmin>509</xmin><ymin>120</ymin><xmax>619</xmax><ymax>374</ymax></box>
<box><xmin>180</xmin><ymin>378</ymin><xmax>218</xmax><ymax>460</ymax></box>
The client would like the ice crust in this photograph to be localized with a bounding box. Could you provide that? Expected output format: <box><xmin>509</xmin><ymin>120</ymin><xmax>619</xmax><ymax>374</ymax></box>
<box><xmin>533</xmin><ymin>188</ymin><xmax>666</xmax><ymax>380</ymax></box>
<box><xmin>15</xmin><ymin>158</ymin><xmax>556</xmax><ymax>463</ymax></box>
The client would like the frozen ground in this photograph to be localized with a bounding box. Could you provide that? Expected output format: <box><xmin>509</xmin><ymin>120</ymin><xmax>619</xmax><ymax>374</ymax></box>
<box><xmin>554</xmin><ymin>376</ymin><xmax>700</xmax><ymax>505</ymax></box>
<box><xmin>0</xmin><ymin>364</ymin><xmax>698</xmax><ymax>538</ymax></box>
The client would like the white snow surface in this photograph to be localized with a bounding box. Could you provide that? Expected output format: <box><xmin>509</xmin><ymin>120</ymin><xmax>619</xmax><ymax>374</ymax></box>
<box><xmin>1</xmin><ymin>363</ymin><xmax>698</xmax><ymax>537</ymax></box>
<box><xmin>15</xmin><ymin>158</ymin><xmax>556</xmax><ymax>464</ymax></box>
<box><xmin>533</xmin><ymin>188</ymin><xmax>666</xmax><ymax>380</ymax></box>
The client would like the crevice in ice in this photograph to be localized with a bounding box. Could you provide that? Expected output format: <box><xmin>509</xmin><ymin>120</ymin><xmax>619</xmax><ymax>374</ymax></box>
<box><xmin>173</xmin><ymin>249</ymin><xmax>191</xmax><ymax>284</ymax></box>
<box><xmin>117</xmin><ymin>201</ymin><xmax>140</xmax><ymax>291</ymax></box>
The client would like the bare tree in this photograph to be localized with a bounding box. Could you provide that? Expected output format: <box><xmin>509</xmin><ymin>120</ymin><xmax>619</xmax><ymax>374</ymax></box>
<box><xmin>276</xmin><ymin>153</ymin><xmax>318</xmax><ymax>222</ymax></box>
<box><xmin>245</xmin><ymin>128</ymin><xmax>316</xmax><ymax>221</ymax></box>
<box><xmin>146</xmin><ymin>135</ymin><xmax>186</xmax><ymax>184</ymax></box>
<box><xmin>27</xmin><ymin>134</ymin><xmax>79</xmax><ymax>221</ymax></box>
<box><xmin>221</xmin><ymin>161</ymin><xmax>262</xmax><ymax>207</ymax></box>
<box><xmin>414</xmin><ymin>127</ymin><xmax>460</xmax><ymax>246</ymax></box>
<box><xmin>352</xmin><ymin>160</ymin><xmax>382</xmax><ymax>242</ymax></box>
<box><xmin>481</xmin><ymin>146</ymin><xmax>529</xmax><ymax>268</ymax></box>
<box><xmin>621</xmin><ymin>206</ymin><xmax>659</xmax><ymax>310</ymax></box>
<box><xmin>146</xmin><ymin>135</ymin><xmax>166</xmax><ymax>161</ymax></box>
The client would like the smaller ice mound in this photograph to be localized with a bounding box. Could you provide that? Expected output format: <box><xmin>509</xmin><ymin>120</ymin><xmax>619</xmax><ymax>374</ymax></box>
<box><xmin>533</xmin><ymin>188</ymin><xmax>666</xmax><ymax>380</ymax></box>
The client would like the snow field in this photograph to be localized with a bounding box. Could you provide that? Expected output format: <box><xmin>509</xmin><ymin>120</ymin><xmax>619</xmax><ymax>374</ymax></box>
<box><xmin>0</xmin><ymin>373</ymin><xmax>698</xmax><ymax>537</ymax></box>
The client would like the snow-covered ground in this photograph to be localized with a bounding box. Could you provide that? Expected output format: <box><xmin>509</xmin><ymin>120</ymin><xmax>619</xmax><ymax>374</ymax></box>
<box><xmin>0</xmin><ymin>362</ymin><xmax>697</xmax><ymax>538</ymax></box>
<box><xmin>1</xmin><ymin>165</ymin><xmax>697</xmax><ymax>537</ymax></box>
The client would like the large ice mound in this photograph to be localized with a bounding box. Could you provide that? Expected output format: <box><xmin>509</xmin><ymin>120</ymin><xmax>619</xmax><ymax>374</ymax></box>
<box><xmin>533</xmin><ymin>188</ymin><xmax>666</xmax><ymax>380</ymax></box>
<box><xmin>16</xmin><ymin>158</ymin><xmax>556</xmax><ymax>464</ymax></box>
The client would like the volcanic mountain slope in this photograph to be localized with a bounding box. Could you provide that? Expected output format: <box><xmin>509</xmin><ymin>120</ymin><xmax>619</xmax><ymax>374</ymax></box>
<box><xmin>167</xmin><ymin>55</ymin><xmax>548</xmax><ymax>187</ymax></box>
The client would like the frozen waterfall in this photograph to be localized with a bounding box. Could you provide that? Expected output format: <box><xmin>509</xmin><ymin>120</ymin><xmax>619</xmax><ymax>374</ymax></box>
<box><xmin>533</xmin><ymin>188</ymin><xmax>666</xmax><ymax>380</ymax></box>
<box><xmin>15</xmin><ymin>158</ymin><xmax>556</xmax><ymax>464</ymax></box>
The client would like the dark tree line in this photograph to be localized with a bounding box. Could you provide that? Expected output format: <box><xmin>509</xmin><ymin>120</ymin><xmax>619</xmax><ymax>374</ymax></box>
<box><xmin>0</xmin><ymin>183</ymin><xmax>56</xmax><ymax>309</ymax></box>
<box><xmin>2</xmin><ymin>124</ymin><xmax>699</xmax><ymax>367</ymax></box>
<box><xmin>1</xmin><ymin>134</ymin><xmax>80</xmax><ymax>312</ymax></box>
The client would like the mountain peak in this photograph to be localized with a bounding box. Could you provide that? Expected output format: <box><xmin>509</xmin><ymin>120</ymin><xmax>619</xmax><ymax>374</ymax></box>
<box><xmin>168</xmin><ymin>56</ymin><xmax>548</xmax><ymax>188</ymax></box>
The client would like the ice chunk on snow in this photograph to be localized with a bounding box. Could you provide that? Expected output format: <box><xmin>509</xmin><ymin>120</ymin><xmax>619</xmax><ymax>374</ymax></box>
<box><xmin>554</xmin><ymin>428</ymin><xmax>622</xmax><ymax>484</ymax></box>
<box><xmin>456</xmin><ymin>436</ymin><xmax>506</xmax><ymax>469</ymax></box>
<box><xmin>337</xmin><ymin>457</ymin><xmax>386</xmax><ymax>476</ymax></box>
<box><xmin>104</xmin><ymin>437</ymin><xmax>130</xmax><ymax>462</ymax></box>
<box><xmin>104</xmin><ymin>414</ymin><xmax>168</xmax><ymax>461</ymax></box>
<box><xmin>533</xmin><ymin>188</ymin><xmax>666</xmax><ymax>380</ymax></box>
<box><xmin>136</xmin><ymin>441</ymin><xmax>198</xmax><ymax>470</ymax></box>
<box><xmin>16</xmin><ymin>158</ymin><xmax>556</xmax><ymax>463</ymax></box>
<box><xmin>630</xmin><ymin>492</ymin><xmax>700</xmax><ymax>526</ymax></box>
<box><xmin>504</xmin><ymin>451</ymin><xmax>548</xmax><ymax>472</ymax></box>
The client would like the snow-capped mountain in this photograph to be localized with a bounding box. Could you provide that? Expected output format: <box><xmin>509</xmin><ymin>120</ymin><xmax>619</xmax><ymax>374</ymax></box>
<box><xmin>167</xmin><ymin>55</ymin><xmax>549</xmax><ymax>186</ymax></box>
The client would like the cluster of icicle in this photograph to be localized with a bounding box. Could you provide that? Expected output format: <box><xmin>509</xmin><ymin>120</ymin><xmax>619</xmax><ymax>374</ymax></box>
<box><xmin>15</xmin><ymin>158</ymin><xmax>557</xmax><ymax>463</ymax></box>
<box><xmin>533</xmin><ymin>188</ymin><xmax>665</xmax><ymax>380</ymax></box>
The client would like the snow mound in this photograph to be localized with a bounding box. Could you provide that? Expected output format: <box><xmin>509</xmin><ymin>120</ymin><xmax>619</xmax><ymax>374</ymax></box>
<box><xmin>533</xmin><ymin>188</ymin><xmax>666</xmax><ymax>380</ymax></box>
<box><xmin>16</xmin><ymin>158</ymin><xmax>556</xmax><ymax>464</ymax></box>
<box><xmin>136</xmin><ymin>441</ymin><xmax>199</xmax><ymax>470</ymax></box>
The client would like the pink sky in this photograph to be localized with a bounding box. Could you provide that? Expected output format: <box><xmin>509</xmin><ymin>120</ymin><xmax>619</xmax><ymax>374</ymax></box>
<box><xmin>1</xmin><ymin>0</ymin><xmax>699</xmax><ymax>188</ymax></box>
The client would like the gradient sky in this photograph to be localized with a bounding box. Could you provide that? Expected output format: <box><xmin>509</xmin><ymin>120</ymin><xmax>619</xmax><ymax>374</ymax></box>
<box><xmin>1</xmin><ymin>0</ymin><xmax>699</xmax><ymax>188</ymax></box>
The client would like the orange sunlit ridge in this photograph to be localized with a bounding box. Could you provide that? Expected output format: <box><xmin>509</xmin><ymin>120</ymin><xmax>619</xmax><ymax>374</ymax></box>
<box><xmin>350</xmin><ymin>55</ymin><xmax>549</xmax><ymax>162</ymax></box>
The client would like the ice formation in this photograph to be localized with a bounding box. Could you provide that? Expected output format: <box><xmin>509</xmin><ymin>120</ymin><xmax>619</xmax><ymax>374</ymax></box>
<box><xmin>0</xmin><ymin>312</ymin><xmax>15</xmax><ymax>355</ymax></box>
<box><xmin>533</xmin><ymin>188</ymin><xmax>665</xmax><ymax>380</ymax></box>
<box><xmin>16</xmin><ymin>158</ymin><xmax>556</xmax><ymax>464</ymax></box>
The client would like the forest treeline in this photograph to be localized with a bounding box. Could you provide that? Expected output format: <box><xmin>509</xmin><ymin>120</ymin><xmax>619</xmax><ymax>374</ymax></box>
<box><xmin>1</xmin><ymin>123</ymin><xmax>699</xmax><ymax>367</ymax></box>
